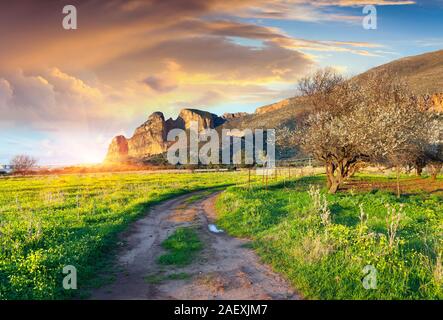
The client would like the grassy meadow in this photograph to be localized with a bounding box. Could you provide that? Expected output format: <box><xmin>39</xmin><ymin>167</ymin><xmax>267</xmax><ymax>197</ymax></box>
<box><xmin>0</xmin><ymin>172</ymin><xmax>247</xmax><ymax>299</ymax></box>
<box><xmin>216</xmin><ymin>174</ymin><xmax>443</xmax><ymax>300</ymax></box>
<box><xmin>1</xmin><ymin>169</ymin><xmax>442</xmax><ymax>300</ymax></box>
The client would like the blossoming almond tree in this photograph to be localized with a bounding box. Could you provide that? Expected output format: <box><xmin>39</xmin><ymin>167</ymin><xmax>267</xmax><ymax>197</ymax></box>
<box><xmin>298</xmin><ymin>69</ymin><xmax>442</xmax><ymax>194</ymax></box>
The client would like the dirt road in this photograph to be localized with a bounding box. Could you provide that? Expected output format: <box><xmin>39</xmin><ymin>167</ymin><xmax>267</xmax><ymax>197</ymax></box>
<box><xmin>90</xmin><ymin>191</ymin><xmax>298</xmax><ymax>300</ymax></box>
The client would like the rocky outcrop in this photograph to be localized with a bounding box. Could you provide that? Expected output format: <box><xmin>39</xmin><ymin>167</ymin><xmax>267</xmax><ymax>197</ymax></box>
<box><xmin>126</xmin><ymin>112</ymin><xmax>170</xmax><ymax>160</ymax></box>
<box><xmin>175</xmin><ymin>109</ymin><xmax>224</xmax><ymax>131</ymax></box>
<box><xmin>105</xmin><ymin>108</ymin><xmax>225</xmax><ymax>163</ymax></box>
<box><xmin>255</xmin><ymin>99</ymin><xmax>290</xmax><ymax>114</ymax></box>
<box><xmin>105</xmin><ymin>135</ymin><xmax>129</xmax><ymax>163</ymax></box>
<box><xmin>431</xmin><ymin>93</ymin><xmax>443</xmax><ymax>113</ymax></box>
<box><xmin>222</xmin><ymin>112</ymin><xmax>248</xmax><ymax>119</ymax></box>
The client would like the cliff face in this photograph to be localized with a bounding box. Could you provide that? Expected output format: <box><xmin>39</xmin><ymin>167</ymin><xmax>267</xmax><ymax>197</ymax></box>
<box><xmin>127</xmin><ymin>112</ymin><xmax>170</xmax><ymax>159</ymax></box>
<box><xmin>175</xmin><ymin>109</ymin><xmax>224</xmax><ymax>131</ymax></box>
<box><xmin>105</xmin><ymin>108</ymin><xmax>225</xmax><ymax>163</ymax></box>
<box><xmin>105</xmin><ymin>135</ymin><xmax>129</xmax><ymax>163</ymax></box>
<box><xmin>255</xmin><ymin>99</ymin><xmax>290</xmax><ymax>114</ymax></box>
<box><xmin>222</xmin><ymin>112</ymin><xmax>248</xmax><ymax>119</ymax></box>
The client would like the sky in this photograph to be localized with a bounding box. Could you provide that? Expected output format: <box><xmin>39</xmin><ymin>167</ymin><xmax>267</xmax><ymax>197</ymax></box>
<box><xmin>1</xmin><ymin>0</ymin><xmax>443</xmax><ymax>165</ymax></box>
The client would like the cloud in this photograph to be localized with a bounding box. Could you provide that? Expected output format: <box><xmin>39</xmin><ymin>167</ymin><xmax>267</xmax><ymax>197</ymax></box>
<box><xmin>317</xmin><ymin>0</ymin><xmax>415</xmax><ymax>6</ymax></box>
<box><xmin>140</xmin><ymin>37</ymin><xmax>314</xmax><ymax>81</ymax></box>
<box><xmin>0</xmin><ymin>0</ymin><xmax>416</xmax><ymax>164</ymax></box>
<box><xmin>174</xmin><ymin>90</ymin><xmax>225</xmax><ymax>109</ymax></box>
<box><xmin>0</xmin><ymin>69</ymin><xmax>105</xmax><ymax>125</ymax></box>
<box><xmin>142</xmin><ymin>75</ymin><xmax>178</xmax><ymax>93</ymax></box>
<box><xmin>0</xmin><ymin>79</ymin><xmax>13</xmax><ymax>106</ymax></box>
<box><xmin>0</xmin><ymin>0</ymin><xmax>390</xmax><ymax>72</ymax></box>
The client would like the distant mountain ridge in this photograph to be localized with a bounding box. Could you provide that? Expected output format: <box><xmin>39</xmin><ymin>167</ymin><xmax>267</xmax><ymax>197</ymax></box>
<box><xmin>105</xmin><ymin>49</ymin><xmax>443</xmax><ymax>164</ymax></box>
<box><xmin>357</xmin><ymin>49</ymin><xmax>443</xmax><ymax>95</ymax></box>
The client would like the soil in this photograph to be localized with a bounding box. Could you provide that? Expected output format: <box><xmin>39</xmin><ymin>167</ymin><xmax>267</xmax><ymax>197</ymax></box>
<box><xmin>90</xmin><ymin>191</ymin><xmax>299</xmax><ymax>300</ymax></box>
<box><xmin>343</xmin><ymin>177</ymin><xmax>443</xmax><ymax>194</ymax></box>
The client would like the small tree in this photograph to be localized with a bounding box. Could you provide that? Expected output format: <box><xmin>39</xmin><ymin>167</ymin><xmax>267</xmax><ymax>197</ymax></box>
<box><xmin>299</xmin><ymin>69</ymin><xmax>436</xmax><ymax>194</ymax></box>
<box><xmin>298</xmin><ymin>68</ymin><xmax>346</xmax><ymax>112</ymax></box>
<box><xmin>426</xmin><ymin>142</ymin><xmax>443</xmax><ymax>181</ymax></box>
<box><xmin>351</xmin><ymin>77</ymin><xmax>439</xmax><ymax>197</ymax></box>
<box><xmin>10</xmin><ymin>155</ymin><xmax>38</xmax><ymax>175</ymax></box>
<box><xmin>298</xmin><ymin>69</ymin><xmax>369</xmax><ymax>193</ymax></box>
<box><xmin>429</xmin><ymin>162</ymin><xmax>442</xmax><ymax>181</ymax></box>
<box><xmin>275</xmin><ymin>125</ymin><xmax>299</xmax><ymax>159</ymax></box>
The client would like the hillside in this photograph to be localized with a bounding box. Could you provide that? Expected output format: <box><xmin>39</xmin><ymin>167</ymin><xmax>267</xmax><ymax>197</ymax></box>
<box><xmin>358</xmin><ymin>49</ymin><xmax>443</xmax><ymax>95</ymax></box>
<box><xmin>228</xmin><ymin>49</ymin><xmax>443</xmax><ymax>129</ymax></box>
<box><xmin>222</xmin><ymin>96</ymin><xmax>310</xmax><ymax>131</ymax></box>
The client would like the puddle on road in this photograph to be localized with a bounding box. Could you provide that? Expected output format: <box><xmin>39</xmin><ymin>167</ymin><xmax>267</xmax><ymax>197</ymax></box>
<box><xmin>208</xmin><ymin>224</ymin><xmax>224</xmax><ymax>233</ymax></box>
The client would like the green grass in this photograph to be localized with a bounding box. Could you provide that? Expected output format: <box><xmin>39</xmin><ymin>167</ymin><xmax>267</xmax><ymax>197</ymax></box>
<box><xmin>2</xmin><ymin>169</ymin><xmax>440</xmax><ymax>300</ymax></box>
<box><xmin>216</xmin><ymin>175</ymin><xmax>443</xmax><ymax>300</ymax></box>
<box><xmin>184</xmin><ymin>190</ymin><xmax>214</xmax><ymax>205</ymax></box>
<box><xmin>0</xmin><ymin>171</ymin><xmax>246</xmax><ymax>299</ymax></box>
<box><xmin>144</xmin><ymin>272</ymin><xmax>191</xmax><ymax>284</ymax></box>
<box><xmin>158</xmin><ymin>227</ymin><xmax>203</xmax><ymax>266</ymax></box>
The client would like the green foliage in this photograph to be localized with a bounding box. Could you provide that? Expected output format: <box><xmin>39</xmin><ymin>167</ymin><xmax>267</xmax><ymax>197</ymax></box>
<box><xmin>0</xmin><ymin>172</ymin><xmax>245</xmax><ymax>299</ymax></box>
<box><xmin>216</xmin><ymin>175</ymin><xmax>443</xmax><ymax>299</ymax></box>
<box><xmin>158</xmin><ymin>227</ymin><xmax>203</xmax><ymax>266</ymax></box>
<box><xmin>144</xmin><ymin>272</ymin><xmax>191</xmax><ymax>284</ymax></box>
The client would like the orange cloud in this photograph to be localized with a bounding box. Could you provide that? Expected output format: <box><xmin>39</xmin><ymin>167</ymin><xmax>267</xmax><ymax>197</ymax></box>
<box><xmin>0</xmin><ymin>0</ymin><xmax>395</xmax><ymax>133</ymax></box>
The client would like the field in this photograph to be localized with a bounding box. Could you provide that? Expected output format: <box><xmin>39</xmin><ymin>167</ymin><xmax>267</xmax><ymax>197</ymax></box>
<box><xmin>0</xmin><ymin>172</ymin><xmax>247</xmax><ymax>299</ymax></box>
<box><xmin>1</xmin><ymin>170</ymin><xmax>442</xmax><ymax>300</ymax></box>
<box><xmin>216</xmin><ymin>174</ymin><xmax>443</xmax><ymax>299</ymax></box>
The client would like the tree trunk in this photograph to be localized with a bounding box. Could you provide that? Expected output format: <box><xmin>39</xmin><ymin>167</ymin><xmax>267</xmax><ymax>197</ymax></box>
<box><xmin>323</xmin><ymin>158</ymin><xmax>362</xmax><ymax>194</ymax></box>
<box><xmin>325</xmin><ymin>161</ymin><xmax>345</xmax><ymax>194</ymax></box>
<box><xmin>415</xmin><ymin>166</ymin><xmax>423</xmax><ymax>177</ymax></box>
<box><xmin>329</xmin><ymin>180</ymin><xmax>340</xmax><ymax>194</ymax></box>
<box><xmin>326</xmin><ymin>170</ymin><xmax>341</xmax><ymax>194</ymax></box>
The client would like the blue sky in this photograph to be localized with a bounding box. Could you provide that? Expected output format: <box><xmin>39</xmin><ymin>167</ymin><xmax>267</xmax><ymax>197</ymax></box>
<box><xmin>256</xmin><ymin>1</ymin><xmax>443</xmax><ymax>76</ymax></box>
<box><xmin>0</xmin><ymin>0</ymin><xmax>442</xmax><ymax>165</ymax></box>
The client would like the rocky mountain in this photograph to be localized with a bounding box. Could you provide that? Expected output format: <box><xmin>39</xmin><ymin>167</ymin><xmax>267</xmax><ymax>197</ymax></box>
<box><xmin>105</xmin><ymin>109</ymin><xmax>227</xmax><ymax>163</ymax></box>
<box><xmin>255</xmin><ymin>98</ymin><xmax>291</xmax><ymax>114</ymax></box>
<box><xmin>105</xmin><ymin>49</ymin><xmax>443</xmax><ymax>164</ymax></box>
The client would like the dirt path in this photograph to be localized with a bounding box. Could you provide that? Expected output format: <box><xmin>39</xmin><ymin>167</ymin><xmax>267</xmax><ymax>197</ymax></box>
<box><xmin>90</xmin><ymin>191</ymin><xmax>299</xmax><ymax>300</ymax></box>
